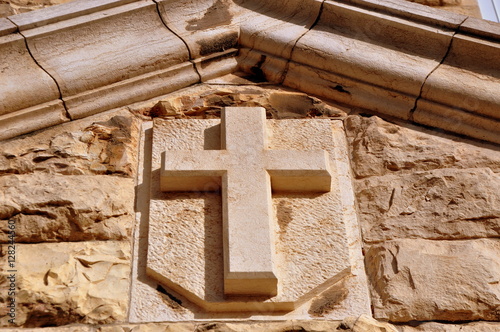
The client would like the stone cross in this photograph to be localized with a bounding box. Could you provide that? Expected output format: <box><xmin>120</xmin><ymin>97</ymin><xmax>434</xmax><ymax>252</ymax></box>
<box><xmin>160</xmin><ymin>107</ymin><xmax>332</xmax><ymax>296</ymax></box>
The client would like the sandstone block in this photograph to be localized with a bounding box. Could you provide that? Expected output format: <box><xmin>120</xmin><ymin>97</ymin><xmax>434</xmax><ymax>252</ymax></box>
<box><xmin>345</xmin><ymin>115</ymin><xmax>500</xmax><ymax>178</ymax></box>
<box><xmin>0</xmin><ymin>174</ymin><xmax>135</xmax><ymax>243</ymax></box>
<box><xmin>22</xmin><ymin>1</ymin><xmax>198</xmax><ymax>119</ymax></box>
<box><xmin>284</xmin><ymin>0</ymin><xmax>453</xmax><ymax>119</ymax></box>
<box><xmin>0</xmin><ymin>111</ymin><xmax>140</xmax><ymax>177</ymax></box>
<box><xmin>399</xmin><ymin>321</ymin><xmax>500</xmax><ymax>331</ymax></box>
<box><xmin>356</xmin><ymin>168</ymin><xmax>500</xmax><ymax>242</ymax></box>
<box><xmin>0</xmin><ymin>33</ymin><xmax>67</xmax><ymax>141</ymax></box>
<box><xmin>366</xmin><ymin>239</ymin><xmax>500</xmax><ymax>322</ymax></box>
<box><xmin>0</xmin><ymin>241</ymin><xmax>131</xmax><ymax>327</ymax></box>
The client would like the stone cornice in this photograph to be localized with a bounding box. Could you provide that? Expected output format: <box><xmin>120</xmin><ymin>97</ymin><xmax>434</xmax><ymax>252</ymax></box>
<box><xmin>0</xmin><ymin>0</ymin><xmax>499</xmax><ymax>143</ymax></box>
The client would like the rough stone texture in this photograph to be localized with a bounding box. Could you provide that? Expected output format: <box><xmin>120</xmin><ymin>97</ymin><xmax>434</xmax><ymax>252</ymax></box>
<box><xmin>357</xmin><ymin>168</ymin><xmax>500</xmax><ymax>242</ymax></box>
<box><xmin>346</xmin><ymin>114</ymin><xmax>500</xmax><ymax>324</ymax></box>
<box><xmin>0</xmin><ymin>174</ymin><xmax>135</xmax><ymax>243</ymax></box>
<box><xmin>345</xmin><ymin>115</ymin><xmax>500</xmax><ymax>179</ymax></box>
<box><xmin>366</xmin><ymin>239</ymin><xmax>500</xmax><ymax>322</ymax></box>
<box><xmin>399</xmin><ymin>321</ymin><xmax>500</xmax><ymax>331</ymax></box>
<box><xmin>0</xmin><ymin>241</ymin><xmax>131</xmax><ymax>327</ymax></box>
<box><xmin>0</xmin><ymin>110</ymin><xmax>140</xmax><ymax>177</ymax></box>
<box><xmin>139</xmin><ymin>85</ymin><xmax>347</xmax><ymax>120</ymax></box>
<box><xmin>0</xmin><ymin>318</ymin><xmax>401</xmax><ymax>331</ymax></box>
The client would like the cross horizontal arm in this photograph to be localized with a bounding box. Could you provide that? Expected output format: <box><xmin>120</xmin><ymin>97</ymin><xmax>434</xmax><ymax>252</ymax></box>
<box><xmin>160</xmin><ymin>150</ymin><xmax>226</xmax><ymax>191</ymax></box>
<box><xmin>265</xmin><ymin>150</ymin><xmax>332</xmax><ymax>192</ymax></box>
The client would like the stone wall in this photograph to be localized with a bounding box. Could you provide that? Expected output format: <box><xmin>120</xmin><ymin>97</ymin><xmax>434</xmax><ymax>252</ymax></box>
<box><xmin>1</xmin><ymin>83</ymin><xmax>499</xmax><ymax>331</ymax></box>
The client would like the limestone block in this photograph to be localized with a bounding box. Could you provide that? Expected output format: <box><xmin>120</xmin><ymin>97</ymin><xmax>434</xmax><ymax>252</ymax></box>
<box><xmin>156</xmin><ymin>0</ymin><xmax>239</xmax><ymax>59</ymax></box>
<box><xmin>0</xmin><ymin>174</ymin><xmax>135</xmax><ymax>242</ymax></box>
<box><xmin>341</xmin><ymin>314</ymin><xmax>398</xmax><ymax>332</ymax></box>
<box><xmin>234</xmin><ymin>0</ymin><xmax>323</xmax><ymax>60</ymax></box>
<box><xmin>284</xmin><ymin>0</ymin><xmax>454</xmax><ymax>119</ymax></box>
<box><xmin>193</xmin><ymin>48</ymin><xmax>239</xmax><ymax>82</ymax></box>
<box><xmin>237</xmin><ymin>48</ymin><xmax>290</xmax><ymax>84</ymax></box>
<box><xmin>357</xmin><ymin>168</ymin><xmax>500</xmax><ymax>242</ymax></box>
<box><xmin>0</xmin><ymin>111</ymin><xmax>140</xmax><ymax>177</ymax></box>
<box><xmin>399</xmin><ymin>321</ymin><xmax>500</xmax><ymax>331</ymax></box>
<box><xmin>366</xmin><ymin>239</ymin><xmax>500</xmax><ymax>322</ymax></box>
<box><xmin>0</xmin><ymin>33</ymin><xmax>67</xmax><ymax>141</ymax></box>
<box><xmin>9</xmin><ymin>0</ymin><xmax>138</xmax><ymax>30</ymax></box>
<box><xmin>345</xmin><ymin>115</ymin><xmax>500</xmax><ymax>178</ymax></box>
<box><xmin>22</xmin><ymin>1</ymin><xmax>199</xmax><ymax>119</ymax></box>
<box><xmin>414</xmin><ymin>31</ymin><xmax>500</xmax><ymax>143</ymax></box>
<box><xmin>0</xmin><ymin>18</ymin><xmax>16</xmax><ymax>35</ymax></box>
<box><xmin>0</xmin><ymin>241</ymin><xmax>131</xmax><ymax>327</ymax></box>
<box><xmin>0</xmin><ymin>326</ymin><xmax>95</xmax><ymax>332</ymax></box>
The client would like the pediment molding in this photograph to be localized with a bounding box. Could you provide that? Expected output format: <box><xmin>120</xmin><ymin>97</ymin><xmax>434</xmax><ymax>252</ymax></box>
<box><xmin>0</xmin><ymin>0</ymin><xmax>499</xmax><ymax>143</ymax></box>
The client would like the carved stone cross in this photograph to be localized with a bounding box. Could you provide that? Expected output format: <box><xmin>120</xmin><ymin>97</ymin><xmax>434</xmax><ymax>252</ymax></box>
<box><xmin>160</xmin><ymin>107</ymin><xmax>332</xmax><ymax>296</ymax></box>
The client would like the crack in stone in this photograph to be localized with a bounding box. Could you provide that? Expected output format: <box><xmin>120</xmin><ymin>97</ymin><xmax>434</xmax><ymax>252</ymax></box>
<box><xmin>7</xmin><ymin>17</ymin><xmax>71</xmax><ymax>121</ymax></box>
<box><xmin>408</xmin><ymin>16</ymin><xmax>469</xmax><ymax>122</ymax></box>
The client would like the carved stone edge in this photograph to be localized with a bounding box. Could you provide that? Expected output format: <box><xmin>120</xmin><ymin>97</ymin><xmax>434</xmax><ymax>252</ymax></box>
<box><xmin>0</xmin><ymin>0</ymin><xmax>499</xmax><ymax>143</ymax></box>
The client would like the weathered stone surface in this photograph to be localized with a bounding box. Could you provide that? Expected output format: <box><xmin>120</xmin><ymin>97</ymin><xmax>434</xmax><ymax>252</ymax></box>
<box><xmin>141</xmin><ymin>86</ymin><xmax>347</xmax><ymax>120</ymax></box>
<box><xmin>284</xmin><ymin>0</ymin><xmax>453</xmax><ymax>119</ymax></box>
<box><xmin>0</xmin><ymin>111</ymin><xmax>140</xmax><ymax>177</ymax></box>
<box><xmin>0</xmin><ymin>32</ymin><xmax>67</xmax><ymax>141</ymax></box>
<box><xmin>0</xmin><ymin>241</ymin><xmax>130</xmax><ymax>327</ymax></box>
<box><xmin>399</xmin><ymin>321</ymin><xmax>500</xmax><ymax>331</ymax></box>
<box><xmin>23</xmin><ymin>1</ymin><xmax>198</xmax><ymax>119</ymax></box>
<box><xmin>0</xmin><ymin>174</ymin><xmax>134</xmax><ymax>243</ymax></box>
<box><xmin>366</xmin><ymin>239</ymin><xmax>500</xmax><ymax>322</ymax></box>
<box><xmin>357</xmin><ymin>168</ymin><xmax>500</xmax><ymax>242</ymax></box>
<box><xmin>341</xmin><ymin>314</ymin><xmax>398</xmax><ymax>332</ymax></box>
<box><xmin>345</xmin><ymin>115</ymin><xmax>500</xmax><ymax>179</ymax></box>
<box><xmin>0</xmin><ymin>0</ymin><xmax>73</xmax><ymax>16</ymax></box>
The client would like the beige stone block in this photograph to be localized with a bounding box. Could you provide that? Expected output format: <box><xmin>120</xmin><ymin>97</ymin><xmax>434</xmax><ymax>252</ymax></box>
<box><xmin>344</xmin><ymin>0</ymin><xmax>468</xmax><ymax>28</ymax></box>
<box><xmin>0</xmin><ymin>100</ymin><xmax>68</xmax><ymax>141</ymax></box>
<box><xmin>341</xmin><ymin>314</ymin><xmax>398</xmax><ymax>332</ymax></box>
<box><xmin>237</xmin><ymin>48</ymin><xmax>289</xmax><ymax>84</ymax></box>
<box><xmin>357</xmin><ymin>168</ymin><xmax>500</xmax><ymax>242</ymax></box>
<box><xmin>9</xmin><ymin>0</ymin><xmax>137</xmax><ymax>30</ymax></box>
<box><xmin>22</xmin><ymin>1</ymin><xmax>198</xmax><ymax>119</ymax></box>
<box><xmin>345</xmin><ymin>115</ymin><xmax>500</xmax><ymax>178</ymax></box>
<box><xmin>0</xmin><ymin>33</ymin><xmax>65</xmax><ymax>128</ymax></box>
<box><xmin>0</xmin><ymin>174</ymin><xmax>135</xmax><ymax>242</ymax></box>
<box><xmin>156</xmin><ymin>0</ymin><xmax>239</xmax><ymax>59</ymax></box>
<box><xmin>0</xmin><ymin>110</ymin><xmax>140</xmax><ymax>176</ymax></box>
<box><xmin>193</xmin><ymin>49</ymin><xmax>239</xmax><ymax>82</ymax></box>
<box><xmin>366</xmin><ymin>239</ymin><xmax>500</xmax><ymax>322</ymax></box>
<box><xmin>0</xmin><ymin>326</ymin><xmax>95</xmax><ymax>332</ymax></box>
<box><xmin>0</xmin><ymin>18</ymin><xmax>16</xmax><ymax>35</ymax></box>
<box><xmin>235</xmin><ymin>0</ymin><xmax>323</xmax><ymax>60</ymax></box>
<box><xmin>132</xmin><ymin>108</ymin><xmax>370</xmax><ymax>319</ymax></box>
<box><xmin>284</xmin><ymin>0</ymin><xmax>453</xmax><ymax>119</ymax></box>
<box><xmin>399</xmin><ymin>321</ymin><xmax>500</xmax><ymax>331</ymax></box>
<box><xmin>98</xmin><ymin>323</ymin><xmax>195</xmax><ymax>332</ymax></box>
<box><xmin>0</xmin><ymin>241</ymin><xmax>130</xmax><ymax>327</ymax></box>
<box><xmin>0</xmin><ymin>31</ymin><xmax>67</xmax><ymax>141</ymax></box>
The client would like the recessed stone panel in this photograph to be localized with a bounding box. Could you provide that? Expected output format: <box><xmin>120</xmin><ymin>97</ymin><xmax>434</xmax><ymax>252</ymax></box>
<box><xmin>133</xmin><ymin>109</ymin><xmax>370</xmax><ymax>320</ymax></box>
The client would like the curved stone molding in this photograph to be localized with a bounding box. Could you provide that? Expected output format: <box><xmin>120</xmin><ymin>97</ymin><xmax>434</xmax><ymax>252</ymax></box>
<box><xmin>283</xmin><ymin>0</ymin><xmax>454</xmax><ymax>119</ymax></box>
<box><xmin>414</xmin><ymin>22</ymin><xmax>500</xmax><ymax>143</ymax></box>
<box><xmin>0</xmin><ymin>32</ymin><xmax>67</xmax><ymax>141</ymax></box>
<box><xmin>0</xmin><ymin>0</ymin><xmax>499</xmax><ymax>144</ymax></box>
<box><xmin>22</xmin><ymin>1</ymin><xmax>199</xmax><ymax>119</ymax></box>
<box><xmin>156</xmin><ymin>0</ymin><xmax>240</xmax><ymax>81</ymax></box>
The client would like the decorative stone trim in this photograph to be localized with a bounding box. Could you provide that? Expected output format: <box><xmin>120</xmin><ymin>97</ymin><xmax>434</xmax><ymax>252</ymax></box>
<box><xmin>0</xmin><ymin>0</ymin><xmax>499</xmax><ymax>143</ymax></box>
